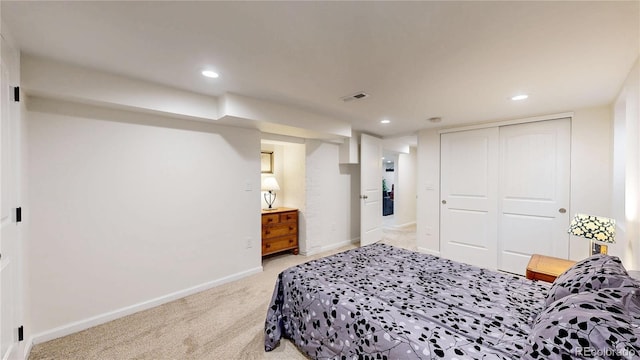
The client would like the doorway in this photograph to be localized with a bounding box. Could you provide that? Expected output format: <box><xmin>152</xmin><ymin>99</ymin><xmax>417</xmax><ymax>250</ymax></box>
<box><xmin>380</xmin><ymin>147</ymin><xmax>417</xmax><ymax>230</ymax></box>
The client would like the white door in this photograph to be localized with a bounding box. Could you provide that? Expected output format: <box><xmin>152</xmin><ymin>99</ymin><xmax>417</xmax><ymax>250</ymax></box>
<box><xmin>440</xmin><ymin>128</ymin><xmax>499</xmax><ymax>269</ymax></box>
<box><xmin>0</xmin><ymin>55</ymin><xmax>20</xmax><ymax>360</ymax></box>
<box><xmin>498</xmin><ymin>119</ymin><xmax>571</xmax><ymax>274</ymax></box>
<box><xmin>360</xmin><ymin>134</ymin><xmax>382</xmax><ymax>246</ymax></box>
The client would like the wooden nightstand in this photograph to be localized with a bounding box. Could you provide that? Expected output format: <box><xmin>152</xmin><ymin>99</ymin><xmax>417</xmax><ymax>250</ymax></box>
<box><xmin>526</xmin><ymin>254</ymin><xmax>576</xmax><ymax>283</ymax></box>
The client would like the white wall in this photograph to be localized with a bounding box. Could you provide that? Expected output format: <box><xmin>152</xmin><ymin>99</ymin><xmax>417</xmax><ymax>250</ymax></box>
<box><xmin>416</xmin><ymin>129</ymin><xmax>441</xmax><ymax>255</ymax></box>
<box><xmin>417</xmin><ymin>109</ymin><xmax>613</xmax><ymax>261</ymax></box>
<box><xmin>394</xmin><ymin>147</ymin><xmax>417</xmax><ymax>227</ymax></box>
<box><xmin>612</xmin><ymin>59</ymin><xmax>640</xmax><ymax>270</ymax></box>
<box><xmin>569</xmin><ymin>107</ymin><xmax>614</xmax><ymax>260</ymax></box>
<box><xmin>26</xmin><ymin>98</ymin><xmax>262</xmax><ymax>341</ymax></box>
<box><xmin>280</xmin><ymin>142</ymin><xmax>307</xmax><ymax>250</ymax></box>
<box><xmin>303</xmin><ymin>140</ymin><xmax>359</xmax><ymax>254</ymax></box>
<box><xmin>281</xmin><ymin>142</ymin><xmax>306</xmax><ymax>211</ymax></box>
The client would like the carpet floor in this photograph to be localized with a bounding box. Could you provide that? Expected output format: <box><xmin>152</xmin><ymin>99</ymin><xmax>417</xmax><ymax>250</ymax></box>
<box><xmin>29</xmin><ymin>225</ymin><xmax>416</xmax><ymax>360</ymax></box>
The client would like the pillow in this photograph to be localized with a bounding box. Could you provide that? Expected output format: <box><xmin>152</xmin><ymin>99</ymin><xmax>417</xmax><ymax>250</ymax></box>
<box><xmin>544</xmin><ymin>254</ymin><xmax>634</xmax><ymax>306</ymax></box>
<box><xmin>524</xmin><ymin>287</ymin><xmax>640</xmax><ymax>360</ymax></box>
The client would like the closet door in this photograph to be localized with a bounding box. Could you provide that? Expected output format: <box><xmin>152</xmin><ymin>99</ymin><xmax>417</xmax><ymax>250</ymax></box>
<box><xmin>440</xmin><ymin>128</ymin><xmax>499</xmax><ymax>269</ymax></box>
<box><xmin>498</xmin><ymin>119</ymin><xmax>571</xmax><ymax>274</ymax></box>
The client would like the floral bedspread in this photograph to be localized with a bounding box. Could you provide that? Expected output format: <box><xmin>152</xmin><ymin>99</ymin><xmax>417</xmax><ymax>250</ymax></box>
<box><xmin>265</xmin><ymin>243</ymin><xmax>550</xmax><ymax>359</ymax></box>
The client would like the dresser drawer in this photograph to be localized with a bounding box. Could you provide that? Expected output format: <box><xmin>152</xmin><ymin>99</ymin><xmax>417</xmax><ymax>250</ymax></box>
<box><xmin>262</xmin><ymin>223</ymin><xmax>297</xmax><ymax>238</ymax></box>
<box><xmin>262</xmin><ymin>213</ymin><xmax>280</xmax><ymax>225</ymax></box>
<box><xmin>263</xmin><ymin>235</ymin><xmax>297</xmax><ymax>255</ymax></box>
<box><xmin>279</xmin><ymin>211</ymin><xmax>297</xmax><ymax>223</ymax></box>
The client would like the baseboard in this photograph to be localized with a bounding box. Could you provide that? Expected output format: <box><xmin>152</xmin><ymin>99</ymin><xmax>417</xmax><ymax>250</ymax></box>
<box><xmin>301</xmin><ymin>238</ymin><xmax>359</xmax><ymax>256</ymax></box>
<box><xmin>31</xmin><ymin>266</ymin><xmax>263</xmax><ymax>345</ymax></box>
<box><xmin>391</xmin><ymin>221</ymin><xmax>416</xmax><ymax>229</ymax></box>
<box><xmin>23</xmin><ymin>336</ymin><xmax>34</xmax><ymax>360</ymax></box>
<box><xmin>417</xmin><ymin>246</ymin><xmax>440</xmax><ymax>257</ymax></box>
<box><xmin>318</xmin><ymin>238</ymin><xmax>359</xmax><ymax>253</ymax></box>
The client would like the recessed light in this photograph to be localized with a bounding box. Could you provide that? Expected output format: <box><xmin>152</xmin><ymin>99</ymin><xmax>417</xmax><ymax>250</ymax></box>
<box><xmin>387</xmin><ymin>160</ymin><xmax>392</xmax><ymax>163</ymax></box>
<box><xmin>511</xmin><ymin>94</ymin><xmax>528</xmax><ymax>101</ymax></box>
<box><xmin>380</xmin><ymin>119</ymin><xmax>390</xmax><ymax>124</ymax></box>
<box><xmin>428</xmin><ymin>117</ymin><xmax>442</xmax><ymax>123</ymax></box>
<box><xmin>202</xmin><ymin>70</ymin><xmax>219</xmax><ymax>78</ymax></box>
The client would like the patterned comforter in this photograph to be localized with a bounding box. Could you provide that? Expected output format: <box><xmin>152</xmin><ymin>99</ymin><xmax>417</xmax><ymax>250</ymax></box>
<box><xmin>265</xmin><ymin>243</ymin><xmax>550</xmax><ymax>359</ymax></box>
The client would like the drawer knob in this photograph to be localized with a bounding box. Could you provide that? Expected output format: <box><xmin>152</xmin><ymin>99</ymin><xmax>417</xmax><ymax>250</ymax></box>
<box><xmin>265</xmin><ymin>230</ymin><xmax>270</xmax><ymax>235</ymax></box>
<box><xmin>289</xmin><ymin>226</ymin><xmax>293</xmax><ymax>231</ymax></box>
<box><xmin>265</xmin><ymin>244</ymin><xmax>271</xmax><ymax>248</ymax></box>
<box><xmin>289</xmin><ymin>239</ymin><xmax>293</xmax><ymax>243</ymax></box>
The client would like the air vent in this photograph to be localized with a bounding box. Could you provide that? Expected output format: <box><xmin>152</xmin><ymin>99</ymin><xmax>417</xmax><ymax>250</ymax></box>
<box><xmin>341</xmin><ymin>91</ymin><xmax>370</xmax><ymax>102</ymax></box>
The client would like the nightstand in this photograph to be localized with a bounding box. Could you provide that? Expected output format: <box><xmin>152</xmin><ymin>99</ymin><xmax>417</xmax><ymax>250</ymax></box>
<box><xmin>526</xmin><ymin>254</ymin><xmax>576</xmax><ymax>283</ymax></box>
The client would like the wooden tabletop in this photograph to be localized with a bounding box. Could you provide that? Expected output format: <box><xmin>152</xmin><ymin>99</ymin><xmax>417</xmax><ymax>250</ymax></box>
<box><xmin>526</xmin><ymin>254</ymin><xmax>576</xmax><ymax>282</ymax></box>
<box><xmin>261</xmin><ymin>207</ymin><xmax>297</xmax><ymax>214</ymax></box>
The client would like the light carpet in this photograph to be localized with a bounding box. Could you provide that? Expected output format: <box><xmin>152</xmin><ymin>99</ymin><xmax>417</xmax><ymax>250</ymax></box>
<box><xmin>29</xmin><ymin>225</ymin><xmax>416</xmax><ymax>360</ymax></box>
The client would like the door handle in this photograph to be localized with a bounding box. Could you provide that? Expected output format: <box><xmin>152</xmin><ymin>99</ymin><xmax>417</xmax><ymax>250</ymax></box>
<box><xmin>559</xmin><ymin>208</ymin><xmax>566</xmax><ymax>214</ymax></box>
<box><xmin>442</xmin><ymin>200</ymin><xmax>447</xmax><ymax>205</ymax></box>
<box><xmin>360</xmin><ymin>195</ymin><xmax>368</xmax><ymax>199</ymax></box>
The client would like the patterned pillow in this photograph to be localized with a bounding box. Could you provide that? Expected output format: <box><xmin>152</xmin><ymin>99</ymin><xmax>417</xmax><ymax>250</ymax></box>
<box><xmin>544</xmin><ymin>254</ymin><xmax>633</xmax><ymax>306</ymax></box>
<box><xmin>525</xmin><ymin>287</ymin><xmax>640</xmax><ymax>360</ymax></box>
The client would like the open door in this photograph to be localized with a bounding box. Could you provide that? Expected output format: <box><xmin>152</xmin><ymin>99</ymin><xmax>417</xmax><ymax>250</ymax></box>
<box><xmin>0</xmin><ymin>51</ymin><xmax>21</xmax><ymax>360</ymax></box>
<box><xmin>360</xmin><ymin>134</ymin><xmax>382</xmax><ymax>246</ymax></box>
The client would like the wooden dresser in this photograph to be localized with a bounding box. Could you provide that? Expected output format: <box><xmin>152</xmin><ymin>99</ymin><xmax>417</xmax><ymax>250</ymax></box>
<box><xmin>261</xmin><ymin>208</ymin><xmax>299</xmax><ymax>257</ymax></box>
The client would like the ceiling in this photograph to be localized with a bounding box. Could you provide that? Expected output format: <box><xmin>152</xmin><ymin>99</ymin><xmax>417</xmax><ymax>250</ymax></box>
<box><xmin>2</xmin><ymin>1</ymin><xmax>638</xmax><ymax>139</ymax></box>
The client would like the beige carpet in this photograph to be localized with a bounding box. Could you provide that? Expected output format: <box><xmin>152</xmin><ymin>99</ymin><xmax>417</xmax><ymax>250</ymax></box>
<box><xmin>29</xmin><ymin>225</ymin><xmax>416</xmax><ymax>360</ymax></box>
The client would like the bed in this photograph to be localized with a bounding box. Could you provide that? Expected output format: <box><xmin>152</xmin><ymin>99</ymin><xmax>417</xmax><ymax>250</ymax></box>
<box><xmin>265</xmin><ymin>243</ymin><xmax>640</xmax><ymax>359</ymax></box>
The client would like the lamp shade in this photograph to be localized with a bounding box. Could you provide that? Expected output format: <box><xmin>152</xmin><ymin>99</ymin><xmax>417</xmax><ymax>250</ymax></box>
<box><xmin>261</xmin><ymin>176</ymin><xmax>280</xmax><ymax>191</ymax></box>
<box><xmin>568</xmin><ymin>213</ymin><xmax>616</xmax><ymax>244</ymax></box>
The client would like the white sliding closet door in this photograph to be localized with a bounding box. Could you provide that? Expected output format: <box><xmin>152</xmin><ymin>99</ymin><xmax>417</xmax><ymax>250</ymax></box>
<box><xmin>440</xmin><ymin>128</ymin><xmax>499</xmax><ymax>269</ymax></box>
<box><xmin>498</xmin><ymin>119</ymin><xmax>571</xmax><ymax>274</ymax></box>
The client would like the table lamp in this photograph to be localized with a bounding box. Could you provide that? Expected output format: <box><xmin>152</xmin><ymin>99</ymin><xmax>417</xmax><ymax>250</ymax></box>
<box><xmin>568</xmin><ymin>213</ymin><xmax>616</xmax><ymax>255</ymax></box>
<box><xmin>262</xmin><ymin>176</ymin><xmax>280</xmax><ymax>210</ymax></box>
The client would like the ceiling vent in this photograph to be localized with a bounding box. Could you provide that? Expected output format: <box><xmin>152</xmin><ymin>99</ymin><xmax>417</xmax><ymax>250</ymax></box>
<box><xmin>341</xmin><ymin>91</ymin><xmax>370</xmax><ymax>102</ymax></box>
